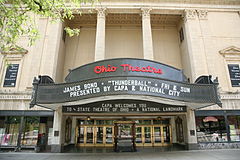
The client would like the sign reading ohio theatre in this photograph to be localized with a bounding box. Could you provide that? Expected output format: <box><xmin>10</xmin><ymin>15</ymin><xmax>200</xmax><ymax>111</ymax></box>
<box><xmin>30</xmin><ymin>58</ymin><xmax>221</xmax><ymax>110</ymax></box>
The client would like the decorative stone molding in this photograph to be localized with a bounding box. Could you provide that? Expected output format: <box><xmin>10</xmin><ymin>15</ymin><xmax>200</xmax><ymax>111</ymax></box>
<box><xmin>183</xmin><ymin>9</ymin><xmax>197</xmax><ymax>21</ymax></box>
<box><xmin>106</xmin><ymin>14</ymin><xmax>141</xmax><ymax>25</ymax></box>
<box><xmin>197</xmin><ymin>10</ymin><xmax>208</xmax><ymax>20</ymax></box>
<box><xmin>68</xmin><ymin>14</ymin><xmax>181</xmax><ymax>27</ymax></box>
<box><xmin>1</xmin><ymin>45</ymin><xmax>28</xmax><ymax>59</ymax></box>
<box><xmin>219</xmin><ymin>46</ymin><xmax>240</xmax><ymax>60</ymax></box>
<box><xmin>221</xmin><ymin>94</ymin><xmax>240</xmax><ymax>100</ymax></box>
<box><xmin>220</xmin><ymin>92</ymin><xmax>240</xmax><ymax>100</ymax></box>
<box><xmin>96</xmin><ymin>8</ymin><xmax>106</xmax><ymax>19</ymax></box>
<box><xmin>0</xmin><ymin>90</ymin><xmax>31</xmax><ymax>100</ymax></box>
<box><xmin>0</xmin><ymin>94</ymin><xmax>31</xmax><ymax>100</ymax></box>
<box><xmin>141</xmin><ymin>8</ymin><xmax>152</xmax><ymax>19</ymax></box>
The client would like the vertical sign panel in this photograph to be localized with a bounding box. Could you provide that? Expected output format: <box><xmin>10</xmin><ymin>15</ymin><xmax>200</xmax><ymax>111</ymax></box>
<box><xmin>3</xmin><ymin>64</ymin><xmax>19</xmax><ymax>87</ymax></box>
<box><xmin>228</xmin><ymin>64</ymin><xmax>240</xmax><ymax>87</ymax></box>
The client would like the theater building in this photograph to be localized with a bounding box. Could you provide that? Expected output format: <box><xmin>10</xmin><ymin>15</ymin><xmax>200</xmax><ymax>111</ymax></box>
<box><xmin>0</xmin><ymin>0</ymin><xmax>240</xmax><ymax>153</ymax></box>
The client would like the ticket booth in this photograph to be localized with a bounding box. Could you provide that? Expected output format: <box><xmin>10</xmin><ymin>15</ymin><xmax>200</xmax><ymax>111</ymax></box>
<box><xmin>114</xmin><ymin>121</ymin><xmax>136</xmax><ymax>152</ymax></box>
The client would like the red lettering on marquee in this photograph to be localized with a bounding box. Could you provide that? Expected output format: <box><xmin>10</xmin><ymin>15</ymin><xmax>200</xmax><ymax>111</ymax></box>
<box><xmin>94</xmin><ymin>64</ymin><xmax>163</xmax><ymax>74</ymax></box>
<box><xmin>94</xmin><ymin>65</ymin><xmax>118</xmax><ymax>74</ymax></box>
<box><xmin>120</xmin><ymin>64</ymin><xmax>162</xmax><ymax>74</ymax></box>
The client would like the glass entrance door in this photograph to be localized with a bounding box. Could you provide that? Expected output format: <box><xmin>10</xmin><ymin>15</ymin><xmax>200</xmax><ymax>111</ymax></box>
<box><xmin>135</xmin><ymin>127</ymin><xmax>142</xmax><ymax>145</ymax></box>
<box><xmin>95</xmin><ymin>126</ymin><xmax>104</xmax><ymax>145</ymax></box>
<box><xmin>76</xmin><ymin>126</ymin><xmax>114</xmax><ymax>147</ymax></box>
<box><xmin>86</xmin><ymin>127</ymin><xmax>94</xmax><ymax>145</ymax></box>
<box><xmin>76</xmin><ymin>119</ymin><xmax>172</xmax><ymax>147</ymax></box>
<box><xmin>163</xmin><ymin>126</ymin><xmax>171</xmax><ymax>145</ymax></box>
<box><xmin>135</xmin><ymin>125</ymin><xmax>172</xmax><ymax>147</ymax></box>
<box><xmin>143</xmin><ymin>126</ymin><xmax>152</xmax><ymax>146</ymax></box>
<box><xmin>153</xmin><ymin>126</ymin><xmax>162</xmax><ymax>146</ymax></box>
<box><xmin>105</xmin><ymin>127</ymin><xmax>113</xmax><ymax>146</ymax></box>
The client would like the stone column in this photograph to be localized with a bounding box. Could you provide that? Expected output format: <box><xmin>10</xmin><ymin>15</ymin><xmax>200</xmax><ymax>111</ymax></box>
<box><xmin>141</xmin><ymin>8</ymin><xmax>154</xmax><ymax>60</ymax></box>
<box><xmin>94</xmin><ymin>8</ymin><xmax>106</xmax><ymax>61</ymax></box>
<box><xmin>71</xmin><ymin>117</ymin><xmax>77</xmax><ymax>144</ymax></box>
<box><xmin>171</xmin><ymin>117</ymin><xmax>177</xmax><ymax>143</ymax></box>
<box><xmin>186</xmin><ymin>108</ymin><xmax>198</xmax><ymax>150</ymax></box>
<box><xmin>182</xmin><ymin>9</ymin><xmax>209</xmax><ymax>81</ymax></box>
<box><xmin>51</xmin><ymin>108</ymin><xmax>63</xmax><ymax>153</ymax></box>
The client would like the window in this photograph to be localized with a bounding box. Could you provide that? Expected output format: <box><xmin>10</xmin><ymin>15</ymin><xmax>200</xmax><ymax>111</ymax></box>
<box><xmin>179</xmin><ymin>27</ymin><xmax>184</xmax><ymax>43</ymax></box>
<box><xmin>3</xmin><ymin>64</ymin><xmax>19</xmax><ymax>87</ymax></box>
<box><xmin>21</xmin><ymin>117</ymin><xmax>39</xmax><ymax>146</ymax></box>
<box><xmin>0</xmin><ymin>46</ymin><xmax>27</xmax><ymax>88</ymax></box>
<box><xmin>196</xmin><ymin>116</ymin><xmax>227</xmax><ymax>142</ymax></box>
<box><xmin>0</xmin><ymin>116</ymin><xmax>21</xmax><ymax>146</ymax></box>
<box><xmin>175</xmin><ymin>117</ymin><xmax>184</xmax><ymax>143</ymax></box>
<box><xmin>228</xmin><ymin>116</ymin><xmax>240</xmax><ymax>142</ymax></box>
<box><xmin>219</xmin><ymin>46</ymin><xmax>240</xmax><ymax>88</ymax></box>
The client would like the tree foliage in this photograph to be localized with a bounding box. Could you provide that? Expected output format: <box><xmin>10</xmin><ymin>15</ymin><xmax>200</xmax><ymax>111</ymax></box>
<box><xmin>0</xmin><ymin>0</ymin><xmax>96</xmax><ymax>51</ymax></box>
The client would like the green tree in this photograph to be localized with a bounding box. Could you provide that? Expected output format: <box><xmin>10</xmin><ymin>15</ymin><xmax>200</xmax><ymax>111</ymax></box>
<box><xmin>0</xmin><ymin>0</ymin><xmax>96</xmax><ymax>51</ymax></box>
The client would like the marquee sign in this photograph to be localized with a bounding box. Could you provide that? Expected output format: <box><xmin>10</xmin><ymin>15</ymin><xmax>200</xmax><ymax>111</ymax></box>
<box><xmin>62</xmin><ymin>99</ymin><xmax>187</xmax><ymax>113</ymax></box>
<box><xmin>30</xmin><ymin>58</ymin><xmax>221</xmax><ymax>109</ymax></box>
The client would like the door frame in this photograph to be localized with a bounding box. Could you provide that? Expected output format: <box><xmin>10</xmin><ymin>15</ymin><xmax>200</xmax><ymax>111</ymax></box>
<box><xmin>135</xmin><ymin>125</ymin><xmax>172</xmax><ymax>147</ymax></box>
<box><xmin>76</xmin><ymin>125</ymin><xmax>114</xmax><ymax>147</ymax></box>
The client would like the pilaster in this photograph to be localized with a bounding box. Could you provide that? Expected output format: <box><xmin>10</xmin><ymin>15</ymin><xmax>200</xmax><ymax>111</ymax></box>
<box><xmin>186</xmin><ymin>108</ymin><xmax>198</xmax><ymax>150</ymax></box>
<box><xmin>197</xmin><ymin>10</ymin><xmax>217</xmax><ymax>78</ymax></box>
<box><xmin>51</xmin><ymin>107</ymin><xmax>63</xmax><ymax>153</ymax></box>
<box><xmin>94</xmin><ymin>8</ymin><xmax>106</xmax><ymax>61</ymax></box>
<box><xmin>182</xmin><ymin>9</ymin><xmax>209</xmax><ymax>81</ymax></box>
<box><xmin>71</xmin><ymin>117</ymin><xmax>77</xmax><ymax>144</ymax></box>
<box><xmin>141</xmin><ymin>8</ymin><xmax>154</xmax><ymax>60</ymax></box>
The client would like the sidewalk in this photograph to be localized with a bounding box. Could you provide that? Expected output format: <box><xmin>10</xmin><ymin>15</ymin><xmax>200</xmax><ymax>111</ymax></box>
<box><xmin>0</xmin><ymin>149</ymin><xmax>240</xmax><ymax>160</ymax></box>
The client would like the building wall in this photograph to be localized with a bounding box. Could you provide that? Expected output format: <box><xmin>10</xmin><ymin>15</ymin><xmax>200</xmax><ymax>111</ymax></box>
<box><xmin>152</xmin><ymin>27</ymin><xmax>182</xmax><ymax>69</ymax></box>
<box><xmin>206</xmin><ymin>11</ymin><xmax>240</xmax><ymax>92</ymax></box>
<box><xmin>105</xmin><ymin>27</ymin><xmax>143</xmax><ymax>59</ymax></box>
<box><xmin>63</xmin><ymin>28</ymin><xmax>96</xmax><ymax>79</ymax></box>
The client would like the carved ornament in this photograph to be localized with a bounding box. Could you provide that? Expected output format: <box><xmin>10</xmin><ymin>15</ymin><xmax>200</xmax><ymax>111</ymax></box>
<box><xmin>141</xmin><ymin>8</ymin><xmax>152</xmax><ymax>19</ymax></box>
<box><xmin>96</xmin><ymin>8</ymin><xmax>106</xmax><ymax>19</ymax></box>
<box><xmin>197</xmin><ymin>10</ymin><xmax>208</xmax><ymax>20</ymax></box>
<box><xmin>183</xmin><ymin>9</ymin><xmax>197</xmax><ymax>21</ymax></box>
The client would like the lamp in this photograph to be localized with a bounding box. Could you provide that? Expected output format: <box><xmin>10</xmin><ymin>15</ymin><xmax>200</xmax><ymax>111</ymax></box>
<box><xmin>87</xmin><ymin>116</ymin><xmax>91</xmax><ymax>121</ymax></box>
<box><xmin>157</xmin><ymin>116</ymin><xmax>163</xmax><ymax>120</ymax></box>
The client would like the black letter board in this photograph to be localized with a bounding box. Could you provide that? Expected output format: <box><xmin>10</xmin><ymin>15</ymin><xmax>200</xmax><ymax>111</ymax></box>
<box><xmin>3</xmin><ymin>64</ymin><xmax>19</xmax><ymax>87</ymax></box>
<box><xmin>228</xmin><ymin>64</ymin><xmax>240</xmax><ymax>87</ymax></box>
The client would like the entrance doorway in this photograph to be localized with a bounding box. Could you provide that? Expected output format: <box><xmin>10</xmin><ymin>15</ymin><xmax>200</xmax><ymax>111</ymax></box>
<box><xmin>135</xmin><ymin>125</ymin><xmax>171</xmax><ymax>146</ymax></box>
<box><xmin>76</xmin><ymin>120</ymin><xmax>114</xmax><ymax>147</ymax></box>
<box><xmin>75</xmin><ymin>118</ymin><xmax>172</xmax><ymax>147</ymax></box>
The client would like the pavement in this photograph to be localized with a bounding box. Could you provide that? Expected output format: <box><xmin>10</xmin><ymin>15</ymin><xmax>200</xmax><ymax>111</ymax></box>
<box><xmin>0</xmin><ymin>149</ymin><xmax>240</xmax><ymax>160</ymax></box>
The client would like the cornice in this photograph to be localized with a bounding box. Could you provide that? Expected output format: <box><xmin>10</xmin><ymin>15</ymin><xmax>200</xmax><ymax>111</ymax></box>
<box><xmin>95</xmin><ymin>0</ymin><xmax>240</xmax><ymax>5</ymax></box>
